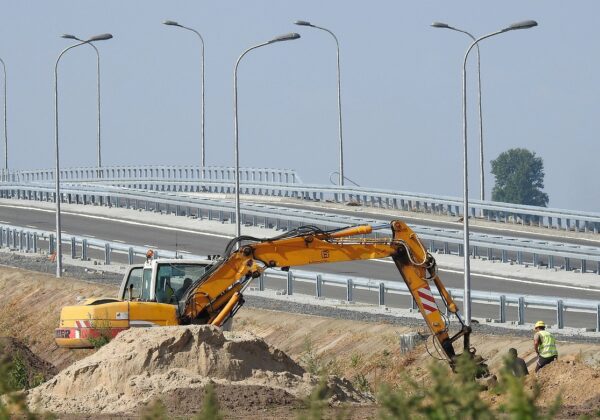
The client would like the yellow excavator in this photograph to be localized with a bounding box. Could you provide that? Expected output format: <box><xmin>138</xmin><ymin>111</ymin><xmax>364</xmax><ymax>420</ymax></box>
<box><xmin>56</xmin><ymin>220</ymin><xmax>476</xmax><ymax>369</ymax></box>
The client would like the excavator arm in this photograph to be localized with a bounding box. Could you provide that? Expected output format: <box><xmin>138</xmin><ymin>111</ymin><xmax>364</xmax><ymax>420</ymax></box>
<box><xmin>181</xmin><ymin>220</ymin><xmax>473</xmax><ymax>367</ymax></box>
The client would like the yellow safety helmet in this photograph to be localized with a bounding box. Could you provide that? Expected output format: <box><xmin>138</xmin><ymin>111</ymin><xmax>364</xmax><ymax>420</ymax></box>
<box><xmin>534</xmin><ymin>320</ymin><xmax>545</xmax><ymax>328</ymax></box>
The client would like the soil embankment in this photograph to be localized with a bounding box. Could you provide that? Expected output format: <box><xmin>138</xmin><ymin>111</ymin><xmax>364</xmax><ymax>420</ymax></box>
<box><xmin>0</xmin><ymin>265</ymin><xmax>118</xmax><ymax>370</ymax></box>
<box><xmin>0</xmin><ymin>265</ymin><xmax>599</xmax><ymax>417</ymax></box>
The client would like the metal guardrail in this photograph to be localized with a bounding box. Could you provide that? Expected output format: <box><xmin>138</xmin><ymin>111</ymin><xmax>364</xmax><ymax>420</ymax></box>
<box><xmin>5</xmin><ymin>164</ymin><xmax>597</xmax><ymax>234</ymax></box>
<box><xmin>1</xmin><ymin>223</ymin><xmax>598</xmax><ymax>331</ymax></box>
<box><xmin>1</xmin><ymin>182</ymin><xmax>600</xmax><ymax>274</ymax></box>
<box><xmin>3</xmin><ymin>165</ymin><xmax>302</xmax><ymax>185</ymax></box>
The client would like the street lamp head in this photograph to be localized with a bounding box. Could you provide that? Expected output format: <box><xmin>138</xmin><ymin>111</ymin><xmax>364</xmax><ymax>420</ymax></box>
<box><xmin>431</xmin><ymin>22</ymin><xmax>452</xmax><ymax>29</ymax></box>
<box><xmin>268</xmin><ymin>33</ymin><xmax>301</xmax><ymax>44</ymax></box>
<box><xmin>87</xmin><ymin>33</ymin><xmax>113</xmax><ymax>42</ymax></box>
<box><xmin>506</xmin><ymin>20</ymin><xmax>538</xmax><ymax>31</ymax></box>
<box><xmin>61</xmin><ymin>34</ymin><xmax>80</xmax><ymax>40</ymax></box>
<box><xmin>294</xmin><ymin>20</ymin><xmax>313</xmax><ymax>27</ymax></box>
<box><xmin>163</xmin><ymin>20</ymin><xmax>181</xmax><ymax>27</ymax></box>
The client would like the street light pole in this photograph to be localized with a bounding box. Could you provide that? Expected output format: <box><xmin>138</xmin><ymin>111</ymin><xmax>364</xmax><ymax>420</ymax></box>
<box><xmin>163</xmin><ymin>20</ymin><xmax>206</xmax><ymax>172</ymax></box>
<box><xmin>62</xmin><ymin>33</ymin><xmax>112</xmax><ymax>171</ymax></box>
<box><xmin>460</xmin><ymin>20</ymin><xmax>537</xmax><ymax>325</ymax></box>
<box><xmin>294</xmin><ymin>20</ymin><xmax>344</xmax><ymax>186</ymax></box>
<box><xmin>0</xmin><ymin>57</ymin><xmax>7</xmax><ymax>175</ymax></box>
<box><xmin>234</xmin><ymin>33</ymin><xmax>300</xmax><ymax>238</ymax></box>
<box><xmin>431</xmin><ymin>23</ymin><xmax>485</xmax><ymax>202</ymax></box>
<box><xmin>54</xmin><ymin>33</ymin><xmax>113</xmax><ymax>278</ymax></box>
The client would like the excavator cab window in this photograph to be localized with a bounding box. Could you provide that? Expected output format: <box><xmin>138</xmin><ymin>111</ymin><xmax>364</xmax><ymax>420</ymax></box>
<box><xmin>155</xmin><ymin>263</ymin><xmax>209</xmax><ymax>305</ymax></box>
<box><xmin>122</xmin><ymin>267</ymin><xmax>143</xmax><ymax>300</ymax></box>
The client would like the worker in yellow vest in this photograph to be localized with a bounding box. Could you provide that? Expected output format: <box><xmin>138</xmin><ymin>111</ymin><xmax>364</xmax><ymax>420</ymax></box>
<box><xmin>533</xmin><ymin>320</ymin><xmax>558</xmax><ymax>372</ymax></box>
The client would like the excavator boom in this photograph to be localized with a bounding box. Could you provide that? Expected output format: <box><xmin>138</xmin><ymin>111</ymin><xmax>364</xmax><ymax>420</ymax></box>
<box><xmin>182</xmin><ymin>220</ymin><xmax>473</xmax><ymax>367</ymax></box>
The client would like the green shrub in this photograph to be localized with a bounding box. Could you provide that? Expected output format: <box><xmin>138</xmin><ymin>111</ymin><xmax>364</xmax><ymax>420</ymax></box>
<box><xmin>87</xmin><ymin>316</ymin><xmax>112</xmax><ymax>349</ymax></box>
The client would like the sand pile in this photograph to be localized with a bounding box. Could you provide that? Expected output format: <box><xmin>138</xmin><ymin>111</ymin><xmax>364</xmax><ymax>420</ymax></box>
<box><xmin>27</xmin><ymin>325</ymin><xmax>369</xmax><ymax>415</ymax></box>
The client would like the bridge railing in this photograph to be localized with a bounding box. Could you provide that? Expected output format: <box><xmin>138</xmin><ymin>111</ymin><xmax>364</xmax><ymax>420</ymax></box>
<box><xmin>1</xmin><ymin>182</ymin><xmax>599</xmax><ymax>274</ymax></box>
<box><xmin>1</xmin><ymin>223</ymin><xmax>598</xmax><ymax>332</ymax></box>
<box><xmin>3</xmin><ymin>165</ymin><xmax>600</xmax><ymax>234</ymax></box>
<box><xmin>3</xmin><ymin>165</ymin><xmax>302</xmax><ymax>185</ymax></box>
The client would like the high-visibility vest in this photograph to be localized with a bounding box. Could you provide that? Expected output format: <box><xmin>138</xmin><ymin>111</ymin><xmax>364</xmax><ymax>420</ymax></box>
<box><xmin>537</xmin><ymin>330</ymin><xmax>558</xmax><ymax>358</ymax></box>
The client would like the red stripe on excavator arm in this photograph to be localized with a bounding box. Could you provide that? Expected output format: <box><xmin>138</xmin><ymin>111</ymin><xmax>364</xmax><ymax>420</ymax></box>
<box><xmin>392</xmin><ymin>255</ymin><xmax>456</xmax><ymax>361</ymax></box>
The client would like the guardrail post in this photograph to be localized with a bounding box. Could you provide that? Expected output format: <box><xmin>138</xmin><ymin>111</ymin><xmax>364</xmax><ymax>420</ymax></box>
<box><xmin>258</xmin><ymin>273</ymin><xmax>264</xmax><ymax>291</ymax></box>
<box><xmin>499</xmin><ymin>295</ymin><xmax>506</xmax><ymax>323</ymax></box>
<box><xmin>501</xmin><ymin>250</ymin><xmax>507</xmax><ymax>263</ymax></box>
<box><xmin>286</xmin><ymin>271</ymin><xmax>293</xmax><ymax>295</ymax></box>
<box><xmin>517</xmin><ymin>251</ymin><xmax>523</xmax><ymax>265</ymax></box>
<box><xmin>378</xmin><ymin>282</ymin><xmax>385</xmax><ymax>306</ymax></box>
<box><xmin>548</xmin><ymin>255</ymin><xmax>554</xmax><ymax>269</ymax></box>
<box><xmin>458</xmin><ymin>244</ymin><xmax>464</xmax><ymax>257</ymax></box>
<box><xmin>49</xmin><ymin>234</ymin><xmax>55</xmax><ymax>254</ymax></box>
<box><xmin>581</xmin><ymin>260</ymin><xmax>586</xmax><ymax>274</ymax></box>
<box><xmin>411</xmin><ymin>296</ymin><xmax>417</xmax><ymax>311</ymax></box>
<box><xmin>565</xmin><ymin>258</ymin><xmax>571</xmax><ymax>271</ymax></box>
<box><xmin>597</xmin><ymin>304</ymin><xmax>600</xmax><ymax>333</ymax></box>
<box><xmin>532</xmin><ymin>253</ymin><xmax>538</xmax><ymax>267</ymax></box>
<box><xmin>518</xmin><ymin>297</ymin><xmax>525</xmax><ymax>325</ymax></box>
<box><xmin>316</xmin><ymin>274</ymin><xmax>322</xmax><ymax>298</ymax></box>
<box><xmin>11</xmin><ymin>229</ymin><xmax>16</xmax><ymax>248</ymax></box>
<box><xmin>0</xmin><ymin>227</ymin><xmax>4</xmax><ymax>248</ymax></box>
<box><xmin>82</xmin><ymin>239</ymin><xmax>88</xmax><ymax>261</ymax></box>
<box><xmin>33</xmin><ymin>233</ymin><xmax>38</xmax><ymax>253</ymax></box>
<box><xmin>556</xmin><ymin>300</ymin><xmax>564</xmax><ymax>329</ymax></box>
<box><xmin>104</xmin><ymin>243</ymin><xmax>111</xmax><ymax>265</ymax></box>
<box><xmin>19</xmin><ymin>230</ymin><xmax>24</xmax><ymax>251</ymax></box>
<box><xmin>25</xmin><ymin>232</ymin><xmax>31</xmax><ymax>252</ymax></box>
<box><xmin>128</xmin><ymin>247</ymin><xmax>134</xmax><ymax>264</ymax></box>
<box><xmin>443</xmin><ymin>242</ymin><xmax>449</xmax><ymax>255</ymax></box>
<box><xmin>71</xmin><ymin>237</ymin><xmax>76</xmax><ymax>259</ymax></box>
<box><xmin>346</xmin><ymin>279</ymin><xmax>353</xmax><ymax>302</ymax></box>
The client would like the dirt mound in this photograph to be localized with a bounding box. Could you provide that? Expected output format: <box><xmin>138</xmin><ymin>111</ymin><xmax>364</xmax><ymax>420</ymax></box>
<box><xmin>532</xmin><ymin>358</ymin><xmax>600</xmax><ymax>409</ymax></box>
<box><xmin>0</xmin><ymin>337</ymin><xmax>57</xmax><ymax>389</ymax></box>
<box><xmin>27</xmin><ymin>325</ymin><xmax>370</xmax><ymax>415</ymax></box>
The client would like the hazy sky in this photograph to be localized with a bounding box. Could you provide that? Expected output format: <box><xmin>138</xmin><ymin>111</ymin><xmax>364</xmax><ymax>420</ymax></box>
<box><xmin>2</xmin><ymin>1</ymin><xmax>599</xmax><ymax>211</ymax></box>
